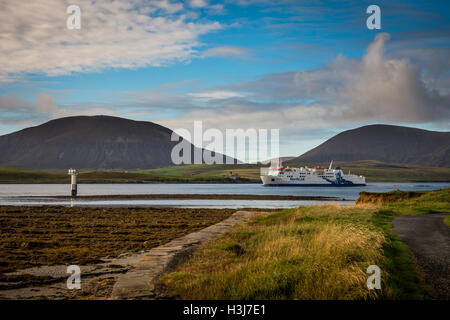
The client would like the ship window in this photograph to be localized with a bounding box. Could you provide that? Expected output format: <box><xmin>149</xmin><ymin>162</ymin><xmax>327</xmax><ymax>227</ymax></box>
<box><xmin>271</xmin><ymin>178</ymin><xmax>275</xmax><ymax>181</ymax></box>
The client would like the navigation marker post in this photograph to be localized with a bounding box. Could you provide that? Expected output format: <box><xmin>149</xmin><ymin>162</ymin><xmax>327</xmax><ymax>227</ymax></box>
<box><xmin>68</xmin><ymin>168</ymin><xmax>78</xmax><ymax>197</ymax></box>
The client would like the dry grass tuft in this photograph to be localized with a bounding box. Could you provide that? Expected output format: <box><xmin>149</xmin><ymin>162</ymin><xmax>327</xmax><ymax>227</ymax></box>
<box><xmin>162</xmin><ymin>204</ymin><xmax>385</xmax><ymax>300</ymax></box>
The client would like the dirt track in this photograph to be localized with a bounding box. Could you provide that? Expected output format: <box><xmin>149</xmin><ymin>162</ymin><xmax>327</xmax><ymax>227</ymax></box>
<box><xmin>392</xmin><ymin>213</ymin><xmax>450</xmax><ymax>299</ymax></box>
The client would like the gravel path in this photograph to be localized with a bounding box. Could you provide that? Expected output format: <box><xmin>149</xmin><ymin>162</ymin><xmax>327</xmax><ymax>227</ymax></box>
<box><xmin>392</xmin><ymin>213</ymin><xmax>450</xmax><ymax>299</ymax></box>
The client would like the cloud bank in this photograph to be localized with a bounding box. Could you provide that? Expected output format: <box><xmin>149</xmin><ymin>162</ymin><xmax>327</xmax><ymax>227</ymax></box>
<box><xmin>156</xmin><ymin>33</ymin><xmax>449</xmax><ymax>134</ymax></box>
<box><xmin>202</xmin><ymin>46</ymin><xmax>249</xmax><ymax>58</ymax></box>
<box><xmin>339</xmin><ymin>33</ymin><xmax>449</xmax><ymax>122</ymax></box>
<box><xmin>1</xmin><ymin>33</ymin><xmax>448</xmax><ymax>145</ymax></box>
<box><xmin>0</xmin><ymin>0</ymin><xmax>221</xmax><ymax>82</ymax></box>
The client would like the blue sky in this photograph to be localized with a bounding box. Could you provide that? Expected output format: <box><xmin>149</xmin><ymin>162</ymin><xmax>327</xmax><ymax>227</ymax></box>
<box><xmin>0</xmin><ymin>0</ymin><xmax>449</xmax><ymax>161</ymax></box>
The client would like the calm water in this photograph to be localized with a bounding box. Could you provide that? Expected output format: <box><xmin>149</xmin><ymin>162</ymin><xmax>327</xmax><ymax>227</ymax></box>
<box><xmin>0</xmin><ymin>182</ymin><xmax>448</xmax><ymax>208</ymax></box>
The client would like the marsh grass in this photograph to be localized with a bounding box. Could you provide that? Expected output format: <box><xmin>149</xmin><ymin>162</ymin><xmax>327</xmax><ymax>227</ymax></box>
<box><xmin>162</xmin><ymin>204</ymin><xmax>385</xmax><ymax>300</ymax></box>
<box><xmin>444</xmin><ymin>215</ymin><xmax>450</xmax><ymax>227</ymax></box>
<box><xmin>162</xmin><ymin>188</ymin><xmax>450</xmax><ymax>300</ymax></box>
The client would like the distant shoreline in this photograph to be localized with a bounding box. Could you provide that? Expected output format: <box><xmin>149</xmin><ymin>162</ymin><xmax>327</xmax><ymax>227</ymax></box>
<box><xmin>0</xmin><ymin>180</ymin><xmax>260</xmax><ymax>184</ymax></box>
<box><xmin>1</xmin><ymin>180</ymin><xmax>449</xmax><ymax>184</ymax></box>
<box><xmin>18</xmin><ymin>193</ymin><xmax>348</xmax><ymax>201</ymax></box>
<box><xmin>1</xmin><ymin>161</ymin><xmax>450</xmax><ymax>184</ymax></box>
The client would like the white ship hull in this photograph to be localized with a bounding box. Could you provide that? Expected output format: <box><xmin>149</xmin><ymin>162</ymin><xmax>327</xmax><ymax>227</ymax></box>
<box><xmin>261</xmin><ymin>175</ymin><xmax>366</xmax><ymax>186</ymax></box>
<box><xmin>260</xmin><ymin>162</ymin><xmax>366</xmax><ymax>186</ymax></box>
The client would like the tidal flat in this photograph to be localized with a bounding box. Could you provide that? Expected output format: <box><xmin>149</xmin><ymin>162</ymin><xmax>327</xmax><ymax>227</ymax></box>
<box><xmin>0</xmin><ymin>206</ymin><xmax>235</xmax><ymax>275</ymax></box>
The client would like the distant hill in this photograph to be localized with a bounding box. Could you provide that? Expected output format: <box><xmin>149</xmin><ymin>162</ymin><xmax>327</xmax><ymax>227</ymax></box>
<box><xmin>0</xmin><ymin>115</ymin><xmax>235</xmax><ymax>170</ymax></box>
<box><xmin>288</xmin><ymin>125</ymin><xmax>450</xmax><ymax>167</ymax></box>
<box><xmin>253</xmin><ymin>156</ymin><xmax>295</xmax><ymax>165</ymax></box>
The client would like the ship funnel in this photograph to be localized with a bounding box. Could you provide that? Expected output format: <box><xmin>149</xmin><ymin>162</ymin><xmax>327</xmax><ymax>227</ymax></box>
<box><xmin>329</xmin><ymin>160</ymin><xmax>333</xmax><ymax>170</ymax></box>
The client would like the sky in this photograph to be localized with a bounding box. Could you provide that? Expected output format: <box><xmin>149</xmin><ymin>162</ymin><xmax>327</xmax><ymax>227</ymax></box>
<box><xmin>0</xmin><ymin>0</ymin><xmax>449</xmax><ymax>161</ymax></box>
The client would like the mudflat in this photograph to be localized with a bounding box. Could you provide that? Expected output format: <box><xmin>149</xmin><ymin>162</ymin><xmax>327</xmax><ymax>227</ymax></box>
<box><xmin>0</xmin><ymin>206</ymin><xmax>235</xmax><ymax>275</ymax></box>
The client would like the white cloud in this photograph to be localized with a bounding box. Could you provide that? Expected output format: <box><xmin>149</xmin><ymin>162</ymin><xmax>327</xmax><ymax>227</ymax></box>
<box><xmin>0</xmin><ymin>93</ymin><xmax>117</xmax><ymax>123</ymax></box>
<box><xmin>202</xmin><ymin>46</ymin><xmax>249</xmax><ymax>58</ymax></box>
<box><xmin>0</xmin><ymin>0</ymin><xmax>221</xmax><ymax>81</ymax></box>
<box><xmin>189</xmin><ymin>0</ymin><xmax>208</xmax><ymax>8</ymax></box>
<box><xmin>153</xmin><ymin>0</ymin><xmax>184</xmax><ymax>13</ymax></box>
<box><xmin>208</xmin><ymin>4</ymin><xmax>225</xmax><ymax>14</ymax></box>
<box><xmin>2</xmin><ymin>33</ymin><xmax>448</xmax><ymax>145</ymax></box>
<box><xmin>155</xmin><ymin>33</ymin><xmax>450</xmax><ymax>136</ymax></box>
<box><xmin>189</xmin><ymin>90</ymin><xmax>245</xmax><ymax>100</ymax></box>
<box><xmin>339</xmin><ymin>33</ymin><xmax>450</xmax><ymax>122</ymax></box>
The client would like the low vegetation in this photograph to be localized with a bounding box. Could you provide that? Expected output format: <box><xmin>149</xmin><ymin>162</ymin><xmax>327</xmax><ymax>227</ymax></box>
<box><xmin>356</xmin><ymin>190</ymin><xmax>424</xmax><ymax>204</ymax></box>
<box><xmin>0</xmin><ymin>167</ymin><xmax>66</xmax><ymax>183</ymax></box>
<box><xmin>0</xmin><ymin>166</ymin><xmax>249</xmax><ymax>183</ymax></box>
<box><xmin>161</xmin><ymin>188</ymin><xmax>450</xmax><ymax>300</ymax></box>
<box><xmin>0</xmin><ymin>166</ymin><xmax>255</xmax><ymax>183</ymax></box>
<box><xmin>137</xmin><ymin>164</ymin><xmax>260</xmax><ymax>181</ymax></box>
<box><xmin>444</xmin><ymin>215</ymin><xmax>450</xmax><ymax>228</ymax></box>
<box><xmin>1</xmin><ymin>160</ymin><xmax>450</xmax><ymax>183</ymax></box>
<box><xmin>0</xmin><ymin>207</ymin><xmax>234</xmax><ymax>275</ymax></box>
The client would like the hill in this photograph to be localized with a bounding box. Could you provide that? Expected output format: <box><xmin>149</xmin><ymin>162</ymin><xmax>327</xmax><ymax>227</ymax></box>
<box><xmin>288</xmin><ymin>125</ymin><xmax>450</xmax><ymax>167</ymax></box>
<box><xmin>0</xmin><ymin>115</ymin><xmax>234</xmax><ymax>170</ymax></box>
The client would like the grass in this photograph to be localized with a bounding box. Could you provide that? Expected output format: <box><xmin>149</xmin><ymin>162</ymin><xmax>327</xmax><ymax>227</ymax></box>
<box><xmin>161</xmin><ymin>188</ymin><xmax>450</xmax><ymax>300</ymax></box>
<box><xmin>444</xmin><ymin>215</ymin><xmax>450</xmax><ymax>227</ymax></box>
<box><xmin>0</xmin><ymin>167</ymin><xmax>66</xmax><ymax>183</ymax></box>
<box><xmin>0</xmin><ymin>167</ymin><xmax>245</xmax><ymax>183</ymax></box>
<box><xmin>1</xmin><ymin>160</ymin><xmax>449</xmax><ymax>183</ymax></box>
<box><xmin>137</xmin><ymin>164</ymin><xmax>260</xmax><ymax>181</ymax></box>
<box><xmin>0</xmin><ymin>166</ymin><xmax>255</xmax><ymax>184</ymax></box>
<box><xmin>356</xmin><ymin>190</ymin><xmax>425</xmax><ymax>204</ymax></box>
<box><xmin>366</xmin><ymin>189</ymin><xmax>450</xmax><ymax>299</ymax></box>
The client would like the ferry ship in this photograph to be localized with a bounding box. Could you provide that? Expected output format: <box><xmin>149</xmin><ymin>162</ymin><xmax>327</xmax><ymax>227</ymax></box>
<box><xmin>260</xmin><ymin>161</ymin><xmax>366</xmax><ymax>186</ymax></box>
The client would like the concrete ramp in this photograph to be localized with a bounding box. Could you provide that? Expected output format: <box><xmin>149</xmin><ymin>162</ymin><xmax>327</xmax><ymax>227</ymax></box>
<box><xmin>111</xmin><ymin>210</ymin><xmax>263</xmax><ymax>299</ymax></box>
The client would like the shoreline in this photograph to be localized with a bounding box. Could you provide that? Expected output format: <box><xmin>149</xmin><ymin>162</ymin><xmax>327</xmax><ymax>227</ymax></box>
<box><xmin>0</xmin><ymin>206</ymin><xmax>240</xmax><ymax>299</ymax></box>
<box><xmin>1</xmin><ymin>188</ymin><xmax>448</xmax><ymax>299</ymax></box>
<box><xmin>160</xmin><ymin>188</ymin><xmax>450</xmax><ymax>300</ymax></box>
<box><xmin>18</xmin><ymin>194</ymin><xmax>348</xmax><ymax>201</ymax></box>
<box><xmin>1</xmin><ymin>180</ymin><xmax>450</xmax><ymax>184</ymax></box>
